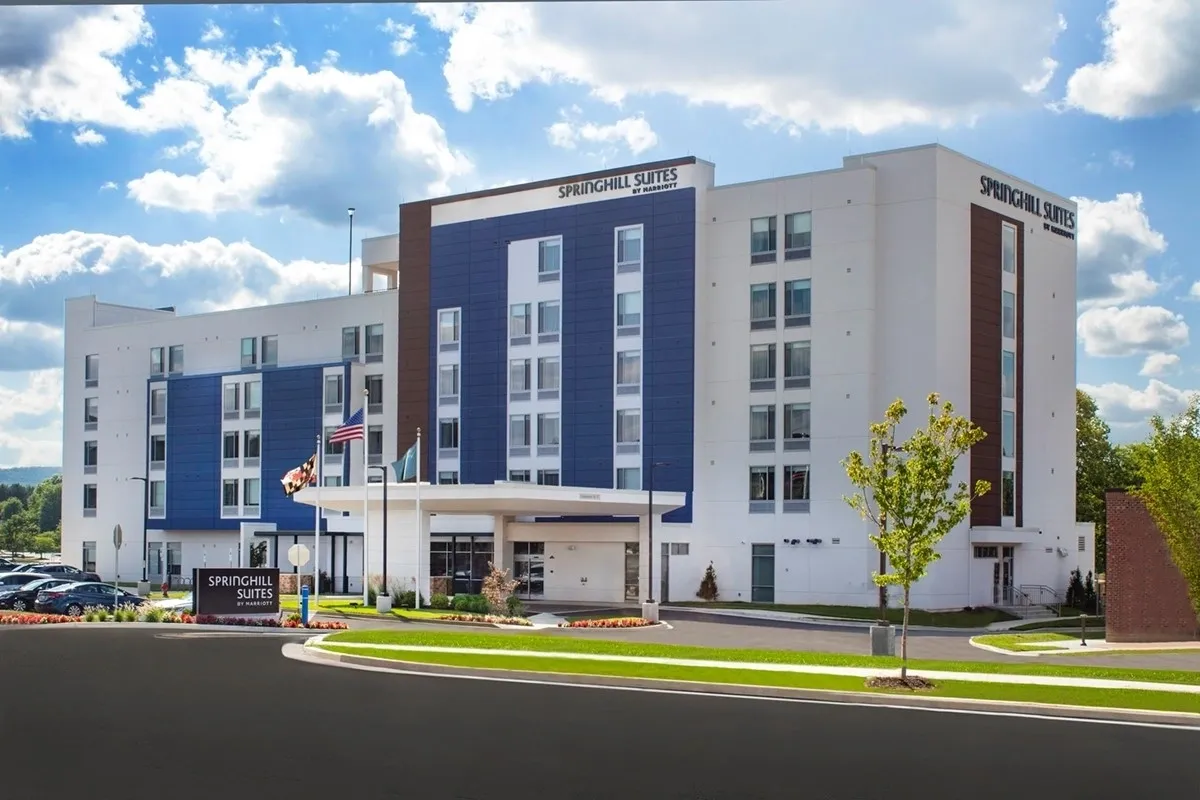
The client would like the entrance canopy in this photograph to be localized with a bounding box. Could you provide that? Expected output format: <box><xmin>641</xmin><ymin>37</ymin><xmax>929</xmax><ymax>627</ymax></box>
<box><xmin>292</xmin><ymin>481</ymin><xmax>688</xmax><ymax>518</ymax></box>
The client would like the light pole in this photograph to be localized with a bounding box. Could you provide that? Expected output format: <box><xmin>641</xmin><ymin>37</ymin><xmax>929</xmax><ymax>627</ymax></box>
<box><xmin>368</xmin><ymin>465</ymin><xmax>389</xmax><ymax>589</ymax></box>
<box><xmin>127</xmin><ymin>476</ymin><xmax>149</xmax><ymax>589</ymax></box>
<box><xmin>877</xmin><ymin>442</ymin><xmax>905</xmax><ymax>624</ymax></box>
<box><xmin>646</xmin><ymin>460</ymin><xmax>669</xmax><ymax>604</ymax></box>
<box><xmin>347</xmin><ymin>207</ymin><xmax>356</xmax><ymax>296</ymax></box>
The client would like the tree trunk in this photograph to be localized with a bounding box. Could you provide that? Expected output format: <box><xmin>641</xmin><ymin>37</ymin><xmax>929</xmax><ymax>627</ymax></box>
<box><xmin>901</xmin><ymin>584</ymin><xmax>911</xmax><ymax>681</ymax></box>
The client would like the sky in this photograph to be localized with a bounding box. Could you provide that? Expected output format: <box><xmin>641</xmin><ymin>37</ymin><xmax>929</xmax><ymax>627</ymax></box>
<box><xmin>0</xmin><ymin>0</ymin><xmax>1197</xmax><ymax>468</ymax></box>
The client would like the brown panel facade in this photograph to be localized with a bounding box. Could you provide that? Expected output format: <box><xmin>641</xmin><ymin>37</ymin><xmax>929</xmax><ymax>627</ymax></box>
<box><xmin>969</xmin><ymin>204</ymin><xmax>1024</xmax><ymax>527</ymax></box>
<box><xmin>396</xmin><ymin>201</ymin><xmax>432</xmax><ymax>456</ymax></box>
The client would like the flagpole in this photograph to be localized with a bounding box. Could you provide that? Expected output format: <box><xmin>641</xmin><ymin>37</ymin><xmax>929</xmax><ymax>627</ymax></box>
<box><xmin>414</xmin><ymin>427</ymin><xmax>422</xmax><ymax>610</ymax></box>
<box><xmin>314</xmin><ymin>434</ymin><xmax>322</xmax><ymax>609</ymax></box>
<box><xmin>362</xmin><ymin>390</ymin><xmax>371</xmax><ymax>607</ymax></box>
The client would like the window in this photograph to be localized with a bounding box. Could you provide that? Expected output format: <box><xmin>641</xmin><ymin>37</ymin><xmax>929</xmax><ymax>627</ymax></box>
<box><xmin>439</xmin><ymin>417</ymin><xmax>460</xmax><ymax>450</ymax></box>
<box><xmin>616</xmin><ymin>227</ymin><xmax>642</xmax><ymax>269</ymax></box>
<box><xmin>616</xmin><ymin>409</ymin><xmax>641</xmax><ymax>443</ymax></box>
<box><xmin>261</xmin><ymin>335</ymin><xmax>278</xmax><ymax>367</ymax></box>
<box><xmin>538</xmin><ymin>301</ymin><xmax>561</xmax><ymax>335</ymax></box>
<box><xmin>83</xmin><ymin>440</ymin><xmax>98</xmax><ymax>473</ymax></box>
<box><xmin>669</xmin><ymin>543</ymin><xmax>690</xmax><ymax>556</ymax></box>
<box><xmin>365</xmin><ymin>324</ymin><xmax>384</xmax><ymax>360</ymax></box>
<box><xmin>784</xmin><ymin>279</ymin><xmax>811</xmax><ymax>326</ymax></box>
<box><xmin>243</xmin><ymin>478</ymin><xmax>261</xmax><ymax>511</ymax></box>
<box><xmin>538</xmin><ymin>357</ymin><xmax>560</xmax><ymax>392</ymax></box>
<box><xmin>509</xmin><ymin>359</ymin><xmax>531</xmax><ymax>395</ymax></box>
<box><xmin>168</xmin><ymin>345</ymin><xmax>184</xmax><ymax>374</ymax></box>
<box><xmin>243</xmin><ymin>430</ymin><xmax>261</xmax><ymax>460</ymax></box>
<box><xmin>509</xmin><ymin>414</ymin><xmax>531</xmax><ymax>447</ymax></box>
<box><xmin>149</xmin><ymin>435</ymin><xmax>166</xmax><ymax>469</ymax></box>
<box><xmin>1002</xmin><ymin>223</ymin><xmax>1016</xmax><ymax>273</ymax></box>
<box><xmin>84</xmin><ymin>397</ymin><xmax>99</xmax><ymax>429</ymax></box>
<box><xmin>83</xmin><ymin>484</ymin><xmax>98</xmax><ymax>515</ymax></box>
<box><xmin>323</xmin><ymin>475</ymin><xmax>343</xmax><ymax>488</ymax></box>
<box><xmin>438</xmin><ymin>471</ymin><xmax>460</xmax><ymax>485</ymax></box>
<box><xmin>82</xmin><ymin>542</ymin><xmax>97</xmax><ymax>572</ymax></box>
<box><xmin>84</xmin><ymin>354</ymin><xmax>99</xmax><ymax>386</ymax></box>
<box><xmin>324</xmin><ymin>375</ymin><xmax>343</xmax><ymax>411</ymax></box>
<box><xmin>974</xmin><ymin>546</ymin><xmax>999</xmax><ymax>559</ymax></box>
<box><xmin>749</xmin><ymin>466</ymin><xmax>775</xmax><ymax>501</ymax></box>
<box><xmin>750</xmin><ymin>405</ymin><xmax>776</xmax><ymax>448</ymax></box>
<box><xmin>223</xmin><ymin>383</ymin><xmax>240</xmax><ymax>416</ymax></box>
<box><xmin>784</xmin><ymin>465</ymin><xmax>810</xmax><ymax>501</ymax></box>
<box><xmin>1002</xmin><ymin>351</ymin><xmax>1016</xmax><ymax>398</ymax></box>
<box><xmin>1001</xmin><ymin>470</ymin><xmax>1015</xmax><ymax>517</ymax></box>
<box><xmin>538</xmin><ymin>238</ymin><xmax>562</xmax><ymax>276</ymax></box>
<box><xmin>508</xmin><ymin>470</ymin><xmax>530</xmax><ymax>482</ymax></box>
<box><xmin>150</xmin><ymin>388</ymin><xmax>167</xmax><ymax>423</ymax></box>
<box><xmin>616</xmin><ymin>351</ymin><xmax>640</xmax><ymax>392</ymax></box>
<box><xmin>223</xmin><ymin>431</ymin><xmax>240</xmax><ymax>461</ymax></box>
<box><xmin>243</xmin><ymin>380</ymin><xmax>262</xmax><ymax>415</ymax></box>
<box><xmin>784</xmin><ymin>341</ymin><xmax>811</xmax><ymax>388</ymax></box>
<box><xmin>222</xmin><ymin>479</ymin><xmax>239</xmax><ymax>512</ymax></box>
<box><xmin>750</xmin><ymin>216</ymin><xmax>777</xmax><ymax>262</ymax></box>
<box><xmin>510</xmin><ymin>303</ymin><xmax>531</xmax><ymax>339</ymax></box>
<box><xmin>341</xmin><ymin>326</ymin><xmax>360</xmax><ymax>358</ymax></box>
<box><xmin>750</xmin><ymin>344</ymin><xmax>776</xmax><ymax>388</ymax></box>
<box><xmin>324</xmin><ymin>427</ymin><xmax>344</xmax><ymax>457</ymax></box>
<box><xmin>1002</xmin><ymin>291</ymin><xmax>1015</xmax><ymax>339</ymax></box>
<box><xmin>784</xmin><ymin>403</ymin><xmax>811</xmax><ymax>446</ymax></box>
<box><xmin>439</xmin><ymin>310</ymin><xmax>461</xmax><ymax>345</ymax></box>
<box><xmin>750</xmin><ymin>283</ymin><xmax>776</xmax><ymax>329</ymax></box>
<box><xmin>240</xmin><ymin>337</ymin><xmax>258</xmax><ymax>368</ymax></box>
<box><xmin>616</xmin><ymin>467</ymin><xmax>641</xmax><ymax>490</ymax></box>
<box><xmin>537</xmin><ymin>413</ymin><xmax>560</xmax><ymax>447</ymax></box>
<box><xmin>367</xmin><ymin>426</ymin><xmax>384</xmax><ymax>459</ymax></box>
<box><xmin>784</xmin><ymin>212</ymin><xmax>812</xmax><ymax>259</ymax></box>
<box><xmin>537</xmin><ymin>469</ymin><xmax>560</xmax><ymax>486</ymax></box>
<box><xmin>150</xmin><ymin>347</ymin><xmax>164</xmax><ymax>376</ymax></box>
<box><xmin>439</xmin><ymin>364</ymin><xmax>460</xmax><ymax>400</ymax></box>
<box><xmin>149</xmin><ymin>481</ymin><xmax>166</xmax><ymax>516</ymax></box>
<box><xmin>365</xmin><ymin>374</ymin><xmax>383</xmax><ymax>414</ymax></box>
<box><xmin>1002</xmin><ymin>411</ymin><xmax>1015</xmax><ymax>458</ymax></box>
<box><xmin>617</xmin><ymin>291</ymin><xmax>642</xmax><ymax>330</ymax></box>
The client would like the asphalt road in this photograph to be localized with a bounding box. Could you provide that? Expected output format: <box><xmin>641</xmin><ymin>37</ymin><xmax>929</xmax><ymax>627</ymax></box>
<box><xmin>2</xmin><ymin>628</ymin><xmax>1199</xmax><ymax>800</ymax></box>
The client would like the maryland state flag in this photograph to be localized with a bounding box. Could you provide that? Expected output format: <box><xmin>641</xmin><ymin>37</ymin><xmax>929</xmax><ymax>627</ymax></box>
<box><xmin>281</xmin><ymin>454</ymin><xmax>317</xmax><ymax>496</ymax></box>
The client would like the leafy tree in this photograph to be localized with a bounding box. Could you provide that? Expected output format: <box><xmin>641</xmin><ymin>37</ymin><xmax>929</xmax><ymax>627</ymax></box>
<box><xmin>0</xmin><ymin>497</ymin><xmax>23</xmax><ymax>524</ymax></box>
<box><xmin>1076</xmin><ymin>389</ymin><xmax>1138</xmax><ymax>568</ymax></box>
<box><xmin>843</xmin><ymin>393</ymin><xmax>989</xmax><ymax>681</ymax></box>
<box><xmin>0</xmin><ymin>510</ymin><xmax>37</xmax><ymax>556</ymax></box>
<box><xmin>31</xmin><ymin>475</ymin><xmax>62</xmax><ymax>533</ymax></box>
<box><xmin>1130</xmin><ymin>400</ymin><xmax>1200</xmax><ymax>624</ymax></box>
<box><xmin>32</xmin><ymin>533</ymin><xmax>59</xmax><ymax>557</ymax></box>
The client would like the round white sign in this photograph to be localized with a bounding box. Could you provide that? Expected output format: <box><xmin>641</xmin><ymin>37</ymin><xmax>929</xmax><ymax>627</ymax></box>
<box><xmin>287</xmin><ymin>543</ymin><xmax>310</xmax><ymax>568</ymax></box>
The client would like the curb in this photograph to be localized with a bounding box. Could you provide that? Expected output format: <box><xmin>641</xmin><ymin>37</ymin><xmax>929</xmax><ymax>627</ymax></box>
<box><xmin>0</xmin><ymin>622</ymin><xmax>321</xmax><ymax>634</ymax></box>
<box><xmin>283</xmin><ymin>643</ymin><xmax>1200</xmax><ymax>729</ymax></box>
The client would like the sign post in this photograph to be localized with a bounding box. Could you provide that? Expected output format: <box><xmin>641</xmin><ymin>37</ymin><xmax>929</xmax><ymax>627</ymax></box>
<box><xmin>112</xmin><ymin>524</ymin><xmax>123</xmax><ymax>601</ymax></box>
<box><xmin>288</xmin><ymin>544</ymin><xmax>311</xmax><ymax>621</ymax></box>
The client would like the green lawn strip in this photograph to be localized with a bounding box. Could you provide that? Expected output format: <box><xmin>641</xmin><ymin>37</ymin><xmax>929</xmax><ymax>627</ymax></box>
<box><xmin>316</xmin><ymin>646</ymin><xmax>1200</xmax><ymax>716</ymax></box>
<box><xmin>1010</xmin><ymin>616</ymin><xmax>1105</xmax><ymax>632</ymax></box>
<box><xmin>975</xmin><ymin>632</ymin><xmax>1106</xmax><ymax>653</ymax></box>
<box><xmin>278</xmin><ymin>597</ymin><xmax>462</xmax><ymax>622</ymax></box>
<box><xmin>322</xmin><ymin>629</ymin><xmax>1200</xmax><ymax>685</ymax></box>
<box><xmin>665</xmin><ymin>602</ymin><xmax>1015</xmax><ymax>627</ymax></box>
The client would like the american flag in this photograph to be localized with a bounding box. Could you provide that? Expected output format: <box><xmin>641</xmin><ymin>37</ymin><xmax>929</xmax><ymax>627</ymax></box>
<box><xmin>329</xmin><ymin>408</ymin><xmax>365</xmax><ymax>444</ymax></box>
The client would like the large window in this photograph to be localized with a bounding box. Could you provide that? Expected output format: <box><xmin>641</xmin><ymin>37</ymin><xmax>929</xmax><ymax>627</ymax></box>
<box><xmin>1002</xmin><ymin>351</ymin><xmax>1016</xmax><ymax>398</ymax></box>
<box><xmin>1001</xmin><ymin>470</ymin><xmax>1015</xmax><ymax>517</ymax></box>
<box><xmin>616</xmin><ymin>292</ymin><xmax>642</xmax><ymax>328</ymax></box>
<box><xmin>784</xmin><ymin>341</ymin><xmax>811</xmax><ymax>386</ymax></box>
<box><xmin>324</xmin><ymin>426</ymin><xmax>344</xmax><ymax>457</ymax></box>
<box><xmin>84</xmin><ymin>354</ymin><xmax>99</xmax><ymax>386</ymax></box>
<box><xmin>83</xmin><ymin>440</ymin><xmax>98</xmax><ymax>470</ymax></box>
<box><xmin>537</xmin><ymin>413</ymin><xmax>560</xmax><ymax>447</ymax></box>
<box><xmin>150</xmin><ymin>347</ymin><xmax>164</xmax><ymax>376</ymax></box>
<box><xmin>616</xmin><ymin>409</ymin><xmax>640</xmax><ymax>443</ymax></box>
<box><xmin>616</xmin><ymin>351</ymin><xmax>641</xmax><ymax>390</ymax></box>
<box><xmin>366</xmin><ymin>374</ymin><xmax>383</xmax><ymax>413</ymax></box>
<box><xmin>616</xmin><ymin>467</ymin><xmax>641</xmax><ymax>490</ymax></box>
<box><xmin>241</xmin><ymin>337</ymin><xmax>258</xmax><ymax>368</ymax></box>
<box><xmin>83</xmin><ymin>484</ymin><xmax>98</xmax><ymax>513</ymax></box>
<box><xmin>749</xmin><ymin>466</ymin><xmax>775</xmax><ymax>501</ymax></box>
<box><xmin>1002</xmin><ymin>411</ymin><xmax>1015</xmax><ymax>458</ymax></box>
<box><xmin>342</xmin><ymin>326</ymin><xmax>360</xmax><ymax>358</ymax></box>
<box><xmin>537</xmin><ymin>357</ymin><xmax>560</xmax><ymax>392</ymax></box>
<box><xmin>439</xmin><ymin>418</ymin><xmax>460</xmax><ymax>450</ymax></box>
<box><xmin>538</xmin><ymin>301</ymin><xmax>560</xmax><ymax>335</ymax></box>
<box><xmin>244</xmin><ymin>430</ymin><xmax>261</xmax><ymax>460</ymax></box>
<box><xmin>365</xmin><ymin>324</ymin><xmax>384</xmax><ymax>358</ymax></box>
<box><xmin>84</xmin><ymin>397</ymin><xmax>98</xmax><ymax>427</ymax></box>
<box><xmin>243</xmin><ymin>380</ymin><xmax>261</xmax><ymax>415</ymax></box>
<box><xmin>784</xmin><ymin>402</ymin><xmax>811</xmax><ymax>442</ymax></box>
<box><xmin>149</xmin><ymin>481</ymin><xmax>166</xmax><ymax>516</ymax></box>
<box><xmin>439</xmin><ymin>364</ymin><xmax>460</xmax><ymax>400</ymax></box>
<box><xmin>784</xmin><ymin>279</ymin><xmax>811</xmax><ymax>325</ymax></box>
<box><xmin>367</xmin><ymin>426</ymin><xmax>384</xmax><ymax>459</ymax></box>
<box><xmin>750</xmin><ymin>344</ymin><xmax>776</xmax><ymax>384</ymax></box>
<box><xmin>616</xmin><ymin>226</ymin><xmax>642</xmax><ymax>267</ymax></box>
<box><xmin>150</xmin><ymin>388</ymin><xmax>167</xmax><ymax>422</ymax></box>
<box><xmin>750</xmin><ymin>405</ymin><xmax>776</xmax><ymax>444</ymax></box>
<box><xmin>750</xmin><ymin>283</ymin><xmax>776</xmax><ymax>328</ymax></box>
<box><xmin>439</xmin><ymin>310</ymin><xmax>461</xmax><ymax>345</ymax></box>
<box><xmin>149</xmin><ymin>435</ymin><xmax>166</xmax><ymax>469</ymax></box>
<box><xmin>538</xmin><ymin>238</ymin><xmax>562</xmax><ymax>276</ymax></box>
<box><xmin>222</xmin><ymin>479</ymin><xmax>239</xmax><ymax>512</ymax></box>
<box><xmin>223</xmin><ymin>383</ymin><xmax>239</xmax><ymax>415</ymax></box>
<box><xmin>537</xmin><ymin>469</ymin><xmax>560</xmax><ymax>486</ymax></box>
<box><xmin>261</xmin><ymin>335</ymin><xmax>278</xmax><ymax>367</ymax></box>
<box><xmin>243</xmin><ymin>478</ymin><xmax>261</xmax><ymax>512</ymax></box>
<box><xmin>510</xmin><ymin>359</ymin><xmax>531</xmax><ymax>394</ymax></box>
<box><xmin>1002</xmin><ymin>291</ymin><xmax>1015</xmax><ymax>339</ymax></box>
<box><xmin>223</xmin><ymin>431</ymin><xmax>239</xmax><ymax>461</ymax></box>
<box><xmin>509</xmin><ymin>414</ymin><xmax>530</xmax><ymax>447</ymax></box>
<box><xmin>1002</xmin><ymin>223</ymin><xmax>1016</xmax><ymax>273</ymax></box>
<box><xmin>784</xmin><ymin>465</ymin><xmax>810</xmax><ymax>501</ymax></box>
<box><xmin>750</xmin><ymin>216</ymin><xmax>777</xmax><ymax>261</ymax></box>
<box><xmin>324</xmin><ymin>375</ymin><xmax>343</xmax><ymax>411</ymax></box>
<box><xmin>168</xmin><ymin>345</ymin><xmax>184</xmax><ymax>374</ymax></box>
<box><xmin>510</xmin><ymin>303</ymin><xmax>531</xmax><ymax>338</ymax></box>
<box><xmin>784</xmin><ymin>212</ymin><xmax>812</xmax><ymax>259</ymax></box>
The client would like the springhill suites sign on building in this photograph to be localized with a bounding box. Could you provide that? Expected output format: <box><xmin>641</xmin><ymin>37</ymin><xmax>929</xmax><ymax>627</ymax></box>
<box><xmin>558</xmin><ymin>167</ymin><xmax>680</xmax><ymax>199</ymax></box>
<box><xmin>980</xmin><ymin>175</ymin><xmax>1076</xmax><ymax>241</ymax></box>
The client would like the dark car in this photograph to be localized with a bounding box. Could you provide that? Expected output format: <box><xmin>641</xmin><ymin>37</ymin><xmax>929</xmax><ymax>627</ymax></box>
<box><xmin>14</xmin><ymin>563</ymin><xmax>101</xmax><ymax>582</ymax></box>
<box><xmin>34</xmin><ymin>582</ymin><xmax>147</xmax><ymax>616</ymax></box>
<box><xmin>0</xmin><ymin>571</ymin><xmax>50</xmax><ymax>590</ymax></box>
<box><xmin>0</xmin><ymin>577</ymin><xmax>74</xmax><ymax>612</ymax></box>
<box><xmin>0</xmin><ymin>557</ymin><xmax>17</xmax><ymax>571</ymax></box>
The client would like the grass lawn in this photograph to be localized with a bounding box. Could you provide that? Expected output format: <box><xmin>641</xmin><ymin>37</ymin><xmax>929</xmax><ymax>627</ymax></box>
<box><xmin>975</xmin><ymin>632</ymin><xmax>1106</xmax><ymax>652</ymax></box>
<box><xmin>315</xmin><ymin>645</ymin><xmax>1200</xmax><ymax>716</ymax></box>
<box><xmin>279</xmin><ymin>595</ymin><xmax>457</xmax><ymax>622</ymax></box>
<box><xmin>666</xmin><ymin>602</ymin><xmax>1016</xmax><ymax>628</ymax></box>
<box><xmin>321</xmin><ymin>629</ymin><xmax>1200</xmax><ymax>686</ymax></box>
<box><xmin>1010</xmin><ymin>616</ymin><xmax>1105</xmax><ymax>632</ymax></box>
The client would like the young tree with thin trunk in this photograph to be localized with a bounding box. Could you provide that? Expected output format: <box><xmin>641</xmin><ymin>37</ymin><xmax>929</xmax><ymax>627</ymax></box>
<box><xmin>843</xmin><ymin>393</ymin><xmax>989</xmax><ymax>682</ymax></box>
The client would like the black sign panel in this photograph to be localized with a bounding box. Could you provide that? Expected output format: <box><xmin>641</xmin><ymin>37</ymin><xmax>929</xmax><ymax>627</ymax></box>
<box><xmin>193</xmin><ymin>568</ymin><xmax>280</xmax><ymax>616</ymax></box>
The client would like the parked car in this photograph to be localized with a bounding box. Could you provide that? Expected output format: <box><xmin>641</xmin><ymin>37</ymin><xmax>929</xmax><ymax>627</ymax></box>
<box><xmin>12</xmin><ymin>563</ymin><xmax>101</xmax><ymax>582</ymax></box>
<box><xmin>0</xmin><ymin>557</ymin><xmax>18</xmax><ymax>571</ymax></box>
<box><xmin>0</xmin><ymin>577</ymin><xmax>74</xmax><ymax>611</ymax></box>
<box><xmin>34</xmin><ymin>582</ymin><xmax>147</xmax><ymax>616</ymax></box>
<box><xmin>0</xmin><ymin>571</ymin><xmax>51</xmax><ymax>590</ymax></box>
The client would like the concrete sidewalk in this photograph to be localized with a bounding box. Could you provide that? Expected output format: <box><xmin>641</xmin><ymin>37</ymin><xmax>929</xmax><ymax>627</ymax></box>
<box><xmin>311</xmin><ymin>640</ymin><xmax>1200</xmax><ymax>695</ymax></box>
<box><xmin>666</xmin><ymin>605</ymin><xmax>1049</xmax><ymax>633</ymax></box>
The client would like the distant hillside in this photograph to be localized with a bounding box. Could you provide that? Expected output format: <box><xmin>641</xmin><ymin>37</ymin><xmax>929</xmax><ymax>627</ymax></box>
<box><xmin>0</xmin><ymin>466</ymin><xmax>61</xmax><ymax>486</ymax></box>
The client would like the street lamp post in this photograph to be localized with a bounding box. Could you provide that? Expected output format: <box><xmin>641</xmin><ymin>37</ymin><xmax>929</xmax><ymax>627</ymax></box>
<box><xmin>127</xmin><ymin>476</ymin><xmax>149</xmax><ymax>593</ymax></box>
<box><xmin>646</xmin><ymin>460</ymin><xmax>670</xmax><ymax>606</ymax></box>
<box><xmin>347</xmin><ymin>207</ymin><xmax>356</xmax><ymax>296</ymax></box>
<box><xmin>368</xmin><ymin>465</ymin><xmax>389</xmax><ymax>589</ymax></box>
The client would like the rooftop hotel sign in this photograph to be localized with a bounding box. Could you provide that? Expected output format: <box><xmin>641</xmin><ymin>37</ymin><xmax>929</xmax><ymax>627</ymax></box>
<box><xmin>193</xmin><ymin>567</ymin><xmax>280</xmax><ymax>616</ymax></box>
<box><xmin>980</xmin><ymin>176</ymin><xmax>1076</xmax><ymax>241</ymax></box>
<box><xmin>558</xmin><ymin>166</ymin><xmax>680</xmax><ymax>200</ymax></box>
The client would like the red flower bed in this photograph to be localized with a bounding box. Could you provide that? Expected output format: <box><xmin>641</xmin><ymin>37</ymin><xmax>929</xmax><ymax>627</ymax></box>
<box><xmin>559</xmin><ymin>617</ymin><xmax>656</xmax><ymax>628</ymax></box>
<box><xmin>436</xmin><ymin>613</ymin><xmax>533</xmax><ymax>626</ymax></box>
<box><xmin>282</xmin><ymin>619</ymin><xmax>348</xmax><ymax>630</ymax></box>
<box><xmin>190</xmin><ymin>614</ymin><xmax>348</xmax><ymax>630</ymax></box>
<box><xmin>0</xmin><ymin>611</ymin><xmax>83</xmax><ymax>625</ymax></box>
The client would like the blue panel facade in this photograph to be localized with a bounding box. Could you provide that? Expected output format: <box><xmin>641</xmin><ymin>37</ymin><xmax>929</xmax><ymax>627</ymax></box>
<box><xmin>261</xmin><ymin>365</ymin><xmax>327</xmax><ymax>530</ymax></box>
<box><xmin>159</xmin><ymin>374</ymin><xmax>222</xmax><ymax>530</ymax></box>
<box><xmin>428</xmin><ymin>188</ymin><xmax>696</xmax><ymax>521</ymax></box>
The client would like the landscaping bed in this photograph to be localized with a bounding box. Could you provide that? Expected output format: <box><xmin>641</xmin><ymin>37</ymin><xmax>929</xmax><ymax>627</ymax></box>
<box><xmin>0</xmin><ymin>608</ymin><xmax>348</xmax><ymax>630</ymax></box>
<box><xmin>559</xmin><ymin>617</ymin><xmax>658</xmax><ymax>629</ymax></box>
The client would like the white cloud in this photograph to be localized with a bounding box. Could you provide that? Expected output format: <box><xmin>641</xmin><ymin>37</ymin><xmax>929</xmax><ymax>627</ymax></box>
<box><xmin>546</xmin><ymin>111</ymin><xmax>658</xmax><ymax>155</ymax></box>
<box><xmin>0</xmin><ymin>370</ymin><xmax>63</xmax><ymax>467</ymax></box>
<box><xmin>1064</xmin><ymin>0</ymin><xmax>1200</xmax><ymax>118</ymax></box>
<box><xmin>200</xmin><ymin>21</ymin><xmax>225</xmax><ymax>43</ymax></box>
<box><xmin>413</xmin><ymin>2</ymin><xmax>1067</xmax><ymax>135</ymax></box>
<box><xmin>1075</xmin><ymin>192</ymin><xmax>1168</xmax><ymax>308</ymax></box>
<box><xmin>382</xmin><ymin>19</ymin><xmax>417</xmax><ymax>56</ymax></box>
<box><xmin>1077</xmin><ymin>305</ymin><xmax>1189</xmax><ymax>357</ymax></box>
<box><xmin>1140</xmin><ymin>352</ymin><xmax>1181</xmax><ymax>377</ymax></box>
<box><xmin>1079</xmin><ymin>379</ymin><xmax>1199</xmax><ymax>428</ymax></box>
<box><xmin>1109</xmin><ymin>150</ymin><xmax>1135</xmax><ymax>169</ymax></box>
<box><xmin>72</xmin><ymin>126</ymin><xmax>105</xmax><ymax>146</ymax></box>
<box><xmin>99</xmin><ymin>181</ymin><xmax>117</xmax><ymax>191</ymax></box>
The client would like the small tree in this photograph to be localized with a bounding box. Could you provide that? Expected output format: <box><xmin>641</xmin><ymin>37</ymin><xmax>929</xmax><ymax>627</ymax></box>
<box><xmin>481</xmin><ymin>562</ymin><xmax>519</xmax><ymax>615</ymax></box>
<box><xmin>696</xmin><ymin>562</ymin><xmax>719</xmax><ymax>602</ymax></box>
<box><xmin>843</xmin><ymin>393</ymin><xmax>989</xmax><ymax>682</ymax></box>
<box><xmin>1131</xmin><ymin>400</ymin><xmax>1200</xmax><ymax>624</ymax></box>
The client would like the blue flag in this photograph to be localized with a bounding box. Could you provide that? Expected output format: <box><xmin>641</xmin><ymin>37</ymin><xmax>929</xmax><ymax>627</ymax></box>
<box><xmin>392</xmin><ymin>441</ymin><xmax>417</xmax><ymax>482</ymax></box>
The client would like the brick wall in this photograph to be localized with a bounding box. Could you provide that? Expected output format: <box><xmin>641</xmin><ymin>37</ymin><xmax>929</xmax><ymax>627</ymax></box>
<box><xmin>1105</xmin><ymin>490</ymin><xmax>1200</xmax><ymax>642</ymax></box>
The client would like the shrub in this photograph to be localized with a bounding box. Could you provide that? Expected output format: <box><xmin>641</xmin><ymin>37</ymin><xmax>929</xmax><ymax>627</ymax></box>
<box><xmin>141</xmin><ymin>606</ymin><xmax>165</xmax><ymax>623</ymax></box>
<box><xmin>451</xmin><ymin>594</ymin><xmax>489</xmax><ymax>614</ymax></box>
<box><xmin>481</xmin><ymin>562</ymin><xmax>519</xmax><ymax>615</ymax></box>
<box><xmin>430</xmin><ymin>592</ymin><xmax>450</xmax><ymax>610</ymax></box>
<box><xmin>696</xmin><ymin>561</ymin><xmax>720</xmax><ymax>602</ymax></box>
<box><xmin>559</xmin><ymin>617</ymin><xmax>655</xmax><ymax>629</ymax></box>
<box><xmin>506</xmin><ymin>594</ymin><xmax>524</xmax><ymax>617</ymax></box>
<box><xmin>430</xmin><ymin>576</ymin><xmax>451</xmax><ymax>597</ymax></box>
<box><xmin>83</xmin><ymin>610</ymin><xmax>97</xmax><ymax>622</ymax></box>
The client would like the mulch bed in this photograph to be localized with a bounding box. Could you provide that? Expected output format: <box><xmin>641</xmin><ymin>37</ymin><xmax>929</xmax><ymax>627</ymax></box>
<box><xmin>865</xmin><ymin>676</ymin><xmax>937</xmax><ymax>691</ymax></box>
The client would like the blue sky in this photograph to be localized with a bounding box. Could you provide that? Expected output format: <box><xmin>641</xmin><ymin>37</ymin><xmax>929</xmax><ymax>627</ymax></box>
<box><xmin>0</xmin><ymin>0</ymin><xmax>1197</xmax><ymax>466</ymax></box>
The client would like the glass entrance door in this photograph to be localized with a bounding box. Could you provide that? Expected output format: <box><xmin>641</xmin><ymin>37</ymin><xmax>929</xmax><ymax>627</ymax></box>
<box><xmin>624</xmin><ymin>543</ymin><xmax>640</xmax><ymax>602</ymax></box>
<box><xmin>513</xmin><ymin>542</ymin><xmax>545</xmax><ymax>600</ymax></box>
<box><xmin>751</xmin><ymin>544</ymin><xmax>776</xmax><ymax>602</ymax></box>
<box><xmin>1001</xmin><ymin>546</ymin><xmax>1015</xmax><ymax>603</ymax></box>
<box><xmin>147</xmin><ymin>543</ymin><xmax>163</xmax><ymax>585</ymax></box>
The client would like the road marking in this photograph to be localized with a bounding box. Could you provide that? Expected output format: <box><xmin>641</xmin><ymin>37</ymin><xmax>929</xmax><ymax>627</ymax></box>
<box><xmin>282</xmin><ymin>645</ymin><xmax>1200</xmax><ymax>732</ymax></box>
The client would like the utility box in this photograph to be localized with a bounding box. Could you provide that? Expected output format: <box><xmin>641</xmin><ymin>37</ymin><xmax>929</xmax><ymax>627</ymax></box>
<box><xmin>870</xmin><ymin>624</ymin><xmax>896</xmax><ymax>657</ymax></box>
